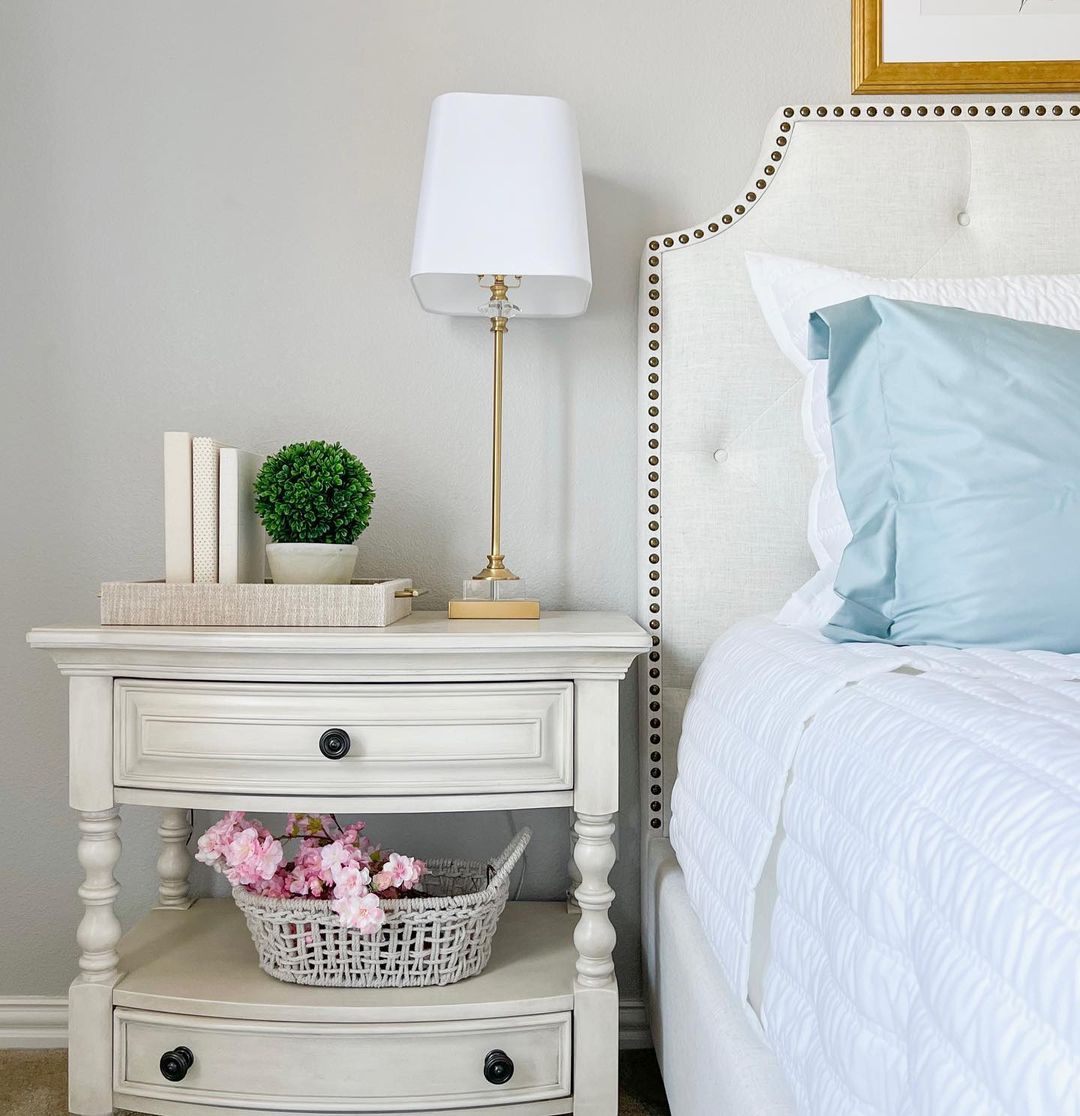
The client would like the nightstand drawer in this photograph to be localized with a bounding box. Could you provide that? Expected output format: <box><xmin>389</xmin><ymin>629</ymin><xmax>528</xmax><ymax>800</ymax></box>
<box><xmin>114</xmin><ymin>679</ymin><xmax>574</xmax><ymax>796</ymax></box>
<box><xmin>114</xmin><ymin>1008</ymin><xmax>573</xmax><ymax>1111</ymax></box>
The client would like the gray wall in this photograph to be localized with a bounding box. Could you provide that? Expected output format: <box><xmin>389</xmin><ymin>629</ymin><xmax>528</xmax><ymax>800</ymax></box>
<box><xmin>0</xmin><ymin>0</ymin><xmax>848</xmax><ymax>998</ymax></box>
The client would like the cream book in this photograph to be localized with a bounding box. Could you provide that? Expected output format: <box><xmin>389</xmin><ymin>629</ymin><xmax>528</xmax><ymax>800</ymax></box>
<box><xmin>191</xmin><ymin>436</ymin><xmax>225</xmax><ymax>583</ymax></box>
<box><xmin>163</xmin><ymin>432</ymin><xmax>193</xmax><ymax>583</ymax></box>
<box><xmin>218</xmin><ymin>448</ymin><xmax>267</xmax><ymax>584</ymax></box>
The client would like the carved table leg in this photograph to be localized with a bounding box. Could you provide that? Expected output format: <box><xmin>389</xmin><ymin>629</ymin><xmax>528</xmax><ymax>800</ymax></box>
<box><xmin>572</xmin><ymin>810</ymin><xmax>618</xmax><ymax>1114</ymax></box>
<box><xmin>572</xmin><ymin>812</ymin><xmax>617</xmax><ymax>986</ymax></box>
<box><xmin>69</xmin><ymin>808</ymin><xmax>121</xmax><ymax>1116</ymax></box>
<box><xmin>156</xmin><ymin>807</ymin><xmax>194</xmax><ymax>909</ymax></box>
<box><xmin>567</xmin><ymin>813</ymin><xmax>582</xmax><ymax>911</ymax></box>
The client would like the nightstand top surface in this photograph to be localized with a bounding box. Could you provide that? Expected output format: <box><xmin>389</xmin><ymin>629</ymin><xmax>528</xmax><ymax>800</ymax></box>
<box><xmin>28</xmin><ymin>609</ymin><xmax>650</xmax><ymax>654</ymax></box>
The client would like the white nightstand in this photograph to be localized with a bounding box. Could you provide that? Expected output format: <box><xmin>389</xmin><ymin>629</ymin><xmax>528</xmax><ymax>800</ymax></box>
<box><xmin>29</xmin><ymin>611</ymin><xmax>649</xmax><ymax>1116</ymax></box>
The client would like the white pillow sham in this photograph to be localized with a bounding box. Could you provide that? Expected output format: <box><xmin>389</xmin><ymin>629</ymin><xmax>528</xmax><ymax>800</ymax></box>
<box><xmin>744</xmin><ymin>251</ymin><xmax>1080</xmax><ymax>626</ymax></box>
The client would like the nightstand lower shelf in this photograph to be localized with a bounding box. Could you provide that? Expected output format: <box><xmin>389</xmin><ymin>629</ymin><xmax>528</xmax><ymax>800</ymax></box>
<box><xmin>111</xmin><ymin>901</ymin><xmax>578</xmax><ymax>1115</ymax></box>
<box><xmin>116</xmin><ymin>900</ymin><xmax>577</xmax><ymax>1021</ymax></box>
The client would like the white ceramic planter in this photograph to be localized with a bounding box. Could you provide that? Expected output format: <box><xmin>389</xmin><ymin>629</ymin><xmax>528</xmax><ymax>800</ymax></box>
<box><xmin>266</xmin><ymin>543</ymin><xmax>358</xmax><ymax>585</ymax></box>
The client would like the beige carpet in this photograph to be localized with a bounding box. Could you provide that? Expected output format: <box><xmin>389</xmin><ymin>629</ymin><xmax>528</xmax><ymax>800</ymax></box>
<box><xmin>0</xmin><ymin>1049</ymin><xmax>670</xmax><ymax>1115</ymax></box>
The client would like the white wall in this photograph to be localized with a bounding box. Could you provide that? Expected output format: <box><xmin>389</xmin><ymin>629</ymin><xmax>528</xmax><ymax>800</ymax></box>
<box><xmin>0</xmin><ymin>0</ymin><xmax>848</xmax><ymax>998</ymax></box>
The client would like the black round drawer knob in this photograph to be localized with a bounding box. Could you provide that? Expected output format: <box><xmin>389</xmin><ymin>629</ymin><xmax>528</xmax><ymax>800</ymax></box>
<box><xmin>483</xmin><ymin>1049</ymin><xmax>514</xmax><ymax>1086</ymax></box>
<box><xmin>319</xmin><ymin>728</ymin><xmax>351</xmax><ymax>760</ymax></box>
<box><xmin>159</xmin><ymin>1046</ymin><xmax>194</xmax><ymax>1082</ymax></box>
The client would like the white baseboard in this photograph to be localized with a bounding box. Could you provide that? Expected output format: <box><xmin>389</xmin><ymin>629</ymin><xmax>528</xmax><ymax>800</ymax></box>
<box><xmin>619</xmin><ymin>997</ymin><xmax>652</xmax><ymax>1049</ymax></box>
<box><xmin>1</xmin><ymin>995</ymin><xmax>651</xmax><ymax>1052</ymax></box>
<box><xmin>0</xmin><ymin>997</ymin><xmax>68</xmax><ymax>1049</ymax></box>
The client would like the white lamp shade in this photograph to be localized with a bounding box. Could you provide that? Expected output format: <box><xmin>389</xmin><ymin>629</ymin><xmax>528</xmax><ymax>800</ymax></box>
<box><xmin>410</xmin><ymin>93</ymin><xmax>591</xmax><ymax>318</ymax></box>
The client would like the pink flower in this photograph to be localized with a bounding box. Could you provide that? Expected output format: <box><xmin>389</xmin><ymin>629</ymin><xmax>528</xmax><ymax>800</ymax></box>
<box><xmin>223</xmin><ymin>827</ymin><xmax>284</xmax><ymax>887</ymax></box>
<box><xmin>194</xmin><ymin>833</ymin><xmax>223</xmax><ymax>867</ymax></box>
<box><xmin>195</xmin><ymin>810</ymin><xmax>246</xmax><ymax>866</ymax></box>
<box><xmin>222</xmin><ymin>826</ymin><xmax>259</xmax><ymax>865</ymax></box>
<box><xmin>252</xmin><ymin>836</ymin><xmax>285</xmax><ymax>880</ymax></box>
<box><xmin>383</xmin><ymin>853</ymin><xmax>426</xmax><ymax>891</ymax></box>
<box><xmin>286</xmin><ymin>844</ymin><xmax>329</xmax><ymax>896</ymax></box>
<box><xmin>319</xmin><ymin>841</ymin><xmax>353</xmax><ymax>876</ymax></box>
<box><xmin>371</xmin><ymin>870</ymin><xmax>393</xmax><ymax>893</ymax></box>
<box><xmin>256</xmin><ymin>870</ymin><xmax>292</xmax><ymax>899</ymax></box>
<box><xmin>332</xmin><ymin>892</ymin><xmax>384</xmax><ymax>934</ymax></box>
<box><xmin>295</xmin><ymin>842</ymin><xmax>325</xmax><ymax>866</ymax></box>
<box><xmin>331</xmin><ymin>863</ymin><xmax>370</xmax><ymax>897</ymax></box>
<box><xmin>288</xmin><ymin>865</ymin><xmax>327</xmax><ymax>898</ymax></box>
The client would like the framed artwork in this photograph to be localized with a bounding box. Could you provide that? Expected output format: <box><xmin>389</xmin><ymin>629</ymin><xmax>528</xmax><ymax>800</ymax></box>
<box><xmin>853</xmin><ymin>0</ymin><xmax>1080</xmax><ymax>92</ymax></box>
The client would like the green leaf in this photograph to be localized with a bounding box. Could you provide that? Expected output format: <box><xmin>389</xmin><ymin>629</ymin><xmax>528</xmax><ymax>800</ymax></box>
<box><xmin>253</xmin><ymin>441</ymin><xmax>376</xmax><ymax>544</ymax></box>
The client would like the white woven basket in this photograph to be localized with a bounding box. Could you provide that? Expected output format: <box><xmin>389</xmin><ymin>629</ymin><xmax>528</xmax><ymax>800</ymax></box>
<box><xmin>233</xmin><ymin>828</ymin><xmax>531</xmax><ymax>988</ymax></box>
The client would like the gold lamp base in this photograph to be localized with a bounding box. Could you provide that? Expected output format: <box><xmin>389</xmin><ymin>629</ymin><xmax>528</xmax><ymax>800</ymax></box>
<box><xmin>449</xmin><ymin>565</ymin><xmax>540</xmax><ymax>620</ymax></box>
<box><xmin>448</xmin><ymin>598</ymin><xmax>541</xmax><ymax>620</ymax></box>
<box><xmin>452</xmin><ymin>275</ymin><xmax>541</xmax><ymax>621</ymax></box>
<box><xmin>473</xmin><ymin>553</ymin><xmax>518</xmax><ymax>581</ymax></box>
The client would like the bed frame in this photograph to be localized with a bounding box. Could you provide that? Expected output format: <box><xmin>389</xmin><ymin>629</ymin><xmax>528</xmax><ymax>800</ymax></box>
<box><xmin>636</xmin><ymin>101</ymin><xmax>1080</xmax><ymax>1115</ymax></box>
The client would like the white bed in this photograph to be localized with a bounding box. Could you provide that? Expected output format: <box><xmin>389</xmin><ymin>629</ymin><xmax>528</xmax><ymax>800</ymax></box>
<box><xmin>636</xmin><ymin>101</ymin><xmax>1080</xmax><ymax>1116</ymax></box>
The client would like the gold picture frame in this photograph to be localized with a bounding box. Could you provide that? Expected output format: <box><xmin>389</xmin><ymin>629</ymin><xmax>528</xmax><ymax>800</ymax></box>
<box><xmin>853</xmin><ymin>0</ymin><xmax>1080</xmax><ymax>93</ymax></box>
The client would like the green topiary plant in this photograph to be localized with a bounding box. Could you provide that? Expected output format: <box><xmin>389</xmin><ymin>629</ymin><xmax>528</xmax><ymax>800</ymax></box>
<box><xmin>254</xmin><ymin>441</ymin><xmax>375</xmax><ymax>545</ymax></box>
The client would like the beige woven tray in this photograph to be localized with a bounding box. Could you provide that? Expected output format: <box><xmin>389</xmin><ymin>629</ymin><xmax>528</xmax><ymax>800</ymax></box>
<box><xmin>100</xmin><ymin>578</ymin><xmax>415</xmax><ymax>627</ymax></box>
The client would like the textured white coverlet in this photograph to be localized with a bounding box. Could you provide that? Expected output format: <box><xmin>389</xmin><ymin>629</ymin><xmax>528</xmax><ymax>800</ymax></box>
<box><xmin>670</xmin><ymin>619</ymin><xmax>1080</xmax><ymax>1115</ymax></box>
<box><xmin>766</xmin><ymin>669</ymin><xmax>1080</xmax><ymax>1116</ymax></box>
<box><xmin>670</xmin><ymin>620</ymin><xmax>913</xmax><ymax>1000</ymax></box>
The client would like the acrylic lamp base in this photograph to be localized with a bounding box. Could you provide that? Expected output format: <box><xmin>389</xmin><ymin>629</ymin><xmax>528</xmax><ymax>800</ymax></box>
<box><xmin>448</xmin><ymin>577</ymin><xmax>540</xmax><ymax>620</ymax></box>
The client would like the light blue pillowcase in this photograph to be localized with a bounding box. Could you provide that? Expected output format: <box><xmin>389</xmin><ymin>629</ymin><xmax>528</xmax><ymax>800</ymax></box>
<box><xmin>811</xmin><ymin>295</ymin><xmax>1080</xmax><ymax>652</ymax></box>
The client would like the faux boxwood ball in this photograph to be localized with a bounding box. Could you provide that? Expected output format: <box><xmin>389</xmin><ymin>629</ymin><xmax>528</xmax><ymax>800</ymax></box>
<box><xmin>254</xmin><ymin>441</ymin><xmax>375</xmax><ymax>545</ymax></box>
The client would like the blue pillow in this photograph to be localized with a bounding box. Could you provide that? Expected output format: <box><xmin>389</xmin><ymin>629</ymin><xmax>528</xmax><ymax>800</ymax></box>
<box><xmin>811</xmin><ymin>295</ymin><xmax>1080</xmax><ymax>652</ymax></box>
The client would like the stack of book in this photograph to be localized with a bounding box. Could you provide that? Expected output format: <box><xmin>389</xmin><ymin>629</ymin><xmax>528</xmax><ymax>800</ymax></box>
<box><xmin>163</xmin><ymin>432</ymin><xmax>267</xmax><ymax>584</ymax></box>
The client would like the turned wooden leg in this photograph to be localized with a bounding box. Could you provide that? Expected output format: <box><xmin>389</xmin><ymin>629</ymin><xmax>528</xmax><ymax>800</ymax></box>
<box><xmin>156</xmin><ymin>807</ymin><xmax>194</xmax><ymax>909</ymax></box>
<box><xmin>70</xmin><ymin>808</ymin><xmax>121</xmax><ymax>1116</ymax></box>
<box><xmin>572</xmin><ymin>812</ymin><xmax>617</xmax><ymax>987</ymax></box>
<box><xmin>76</xmin><ymin>809</ymin><xmax>122</xmax><ymax>986</ymax></box>
<box><xmin>567</xmin><ymin>813</ymin><xmax>582</xmax><ymax>910</ymax></box>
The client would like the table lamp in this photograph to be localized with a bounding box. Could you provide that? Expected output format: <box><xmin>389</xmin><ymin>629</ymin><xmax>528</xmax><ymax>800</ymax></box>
<box><xmin>410</xmin><ymin>92</ymin><xmax>591</xmax><ymax>619</ymax></box>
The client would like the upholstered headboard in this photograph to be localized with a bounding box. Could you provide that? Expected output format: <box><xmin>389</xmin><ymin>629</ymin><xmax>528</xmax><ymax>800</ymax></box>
<box><xmin>638</xmin><ymin>101</ymin><xmax>1080</xmax><ymax>836</ymax></box>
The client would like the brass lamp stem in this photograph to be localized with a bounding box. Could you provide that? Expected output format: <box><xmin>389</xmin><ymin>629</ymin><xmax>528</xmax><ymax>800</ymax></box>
<box><xmin>474</xmin><ymin>275</ymin><xmax>518</xmax><ymax>581</ymax></box>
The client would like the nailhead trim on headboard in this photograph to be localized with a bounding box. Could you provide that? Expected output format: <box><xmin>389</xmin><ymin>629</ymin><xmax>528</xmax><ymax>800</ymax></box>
<box><xmin>639</xmin><ymin>102</ymin><xmax>1080</xmax><ymax>837</ymax></box>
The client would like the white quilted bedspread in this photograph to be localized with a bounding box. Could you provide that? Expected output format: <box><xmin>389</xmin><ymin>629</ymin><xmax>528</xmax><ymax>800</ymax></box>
<box><xmin>670</xmin><ymin>619</ymin><xmax>1080</xmax><ymax>1116</ymax></box>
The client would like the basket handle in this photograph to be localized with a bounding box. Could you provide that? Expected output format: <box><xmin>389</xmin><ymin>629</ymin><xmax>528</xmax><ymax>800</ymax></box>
<box><xmin>486</xmin><ymin>827</ymin><xmax>532</xmax><ymax>889</ymax></box>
